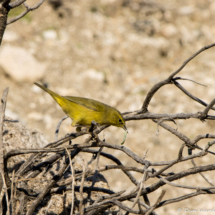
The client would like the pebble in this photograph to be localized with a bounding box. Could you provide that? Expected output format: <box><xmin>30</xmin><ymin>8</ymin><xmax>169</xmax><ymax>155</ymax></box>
<box><xmin>161</xmin><ymin>24</ymin><xmax>178</xmax><ymax>38</ymax></box>
<box><xmin>3</xmin><ymin>30</ymin><xmax>19</xmax><ymax>42</ymax></box>
<box><xmin>5</xmin><ymin>109</ymin><xmax>19</xmax><ymax>120</ymax></box>
<box><xmin>178</xmin><ymin>6</ymin><xmax>195</xmax><ymax>15</ymax></box>
<box><xmin>0</xmin><ymin>45</ymin><xmax>46</xmax><ymax>82</ymax></box>
<box><xmin>43</xmin><ymin>30</ymin><xmax>58</xmax><ymax>40</ymax></box>
<box><xmin>27</xmin><ymin>112</ymin><xmax>43</xmax><ymax>121</ymax></box>
<box><xmin>81</xmin><ymin>69</ymin><xmax>104</xmax><ymax>81</ymax></box>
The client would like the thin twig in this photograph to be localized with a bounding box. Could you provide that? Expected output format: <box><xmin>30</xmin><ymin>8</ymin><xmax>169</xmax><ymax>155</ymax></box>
<box><xmin>26</xmin><ymin>149</ymin><xmax>81</xmax><ymax>215</ymax></box>
<box><xmin>9</xmin><ymin>0</ymin><xmax>25</xmax><ymax>8</ymax></box>
<box><xmin>170</xmin><ymin>43</ymin><xmax>215</xmax><ymax>79</ymax></box>
<box><xmin>0</xmin><ymin>88</ymin><xmax>9</xmax><ymax>213</ymax></box>
<box><xmin>160</xmin><ymin>177</ymin><xmax>215</xmax><ymax>190</ymax></box>
<box><xmin>45</xmin><ymin>200</ymin><xmax>52</xmax><ymax>215</ymax></box>
<box><xmin>65</xmin><ymin>148</ymin><xmax>75</xmax><ymax>215</ymax></box>
<box><xmin>145</xmin><ymin>190</ymin><xmax>166</xmax><ymax>215</ymax></box>
<box><xmin>55</xmin><ymin>116</ymin><xmax>69</xmax><ymax>141</ymax></box>
<box><xmin>157</xmin><ymin>190</ymin><xmax>215</xmax><ymax>209</ymax></box>
<box><xmin>110</xmin><ymin>199</ymin><xmax>139</xmax><ymax>214</ymax></box>
<box><xmin>132</xmin><ymin>168</ymin><xmax>148</xmax><ymax>208</ymax></box>
<box><xmin>1</xmin><ymin>171</ymin><xmax>9</xmax><ymax>215</ymax></box>
<box><xmin>50</xmin><ymin>185</ymin><xmax>115</xmax><ymax>195</ymax></box>
<box><xmin>151</xmin><ymin>144</ymin><xmax>184</xmax><ymax>178</ymax></box>
<box><xmin>79</xmin><ymin>159</ymin><xmax>86</xmax><ymax>215</ymax></box>
<box><xmin>93</xmin><ymin>190</ymin><xmax>126</xmax><ymax>204</ymax></box>
<box><xmin>202</xmin><ymin>98</ymin><xmax>215</xmax><ymax>118</ymax></box>
<box><xmin>156</xmin><ymin>118</ymin><xmax>178</xmax><ymax>136</ymax></box>
<box><xmin>140</xmin><ymin>43</ymin><xmax>215</xmax><ymax>112</ymax></box>
<box><xmin>174</xmin><ymin>80</ymin><xmax>215</xmax><ymax>111</ymax></box>
<box><xmin>87</xmin><ymin>147</ymin><xmax>104</xmax><ymax>204</ymax></box>
<box><xmin>0</xmin><ymin>88</ymin><xmax>9</xmax><ymax>173</ymax></box>
<box><xmin>83</xmin><ymin>148</ymin><xmax>139</xmax><ymax>185</ymax></box>
<box><xmin>10</xmin><ymin>170</ymin><xmax>15</xmax><ymax>215</ymax></box>
<box><xmin>173</xmin><ymin>77</ymin><xmax>207</xmax><ymax>87</ymax></box>
<box><xmin>7</xmin><ymin>0</ymin><xmax>45</xmax><ymax>24</ymax></box>
<box><xmin>191</xmin><ymin>159</ymin><xmax>214</xmax><ymax>186</ymax></box>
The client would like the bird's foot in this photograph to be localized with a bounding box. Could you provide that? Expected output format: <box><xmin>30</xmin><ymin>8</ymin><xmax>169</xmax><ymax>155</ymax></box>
<box><xmin>89</xmin><ymin>121</ymin><xmax>99</xmax><ymax>139</ymax></box>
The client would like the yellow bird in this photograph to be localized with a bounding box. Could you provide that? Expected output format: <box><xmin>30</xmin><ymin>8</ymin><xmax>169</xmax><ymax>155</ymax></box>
<box><xmin>34</xmin><ymin>83</ymin><xmax>127</xmax><ymax>132</ymax></box>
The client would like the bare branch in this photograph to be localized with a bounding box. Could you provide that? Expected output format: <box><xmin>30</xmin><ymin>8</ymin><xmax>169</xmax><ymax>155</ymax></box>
<box><xmin>50</xmin><ymin>185</ymin><xmax>115</xmax><ymax>195</ymax></box>
<box><xmin>132</xmin><ymin>167</ymin><xmax>148</xmax><ymax>208</ymax></box>
<box><xmin>125</xmin><ymin>112</ymin><xmax>204</xmax><ymax>122</ymax></box>
<box><xmin>110</xmin><ymin>199</ymin><xmax>139</xmax><ymax>214</ymax></box>
<box><xmin>173</xmin><ymin>77</ymin><xmax>207</xmax><ymax>87</ymax></box>
<box><xmin>93</xmin><ymin>190</ymin><xmax>126</xmax><ymax>204</ymax></box>
<box><xmin>1</xmin><ymin>42</ymin><xmax>215</xmax><ymax>214</ymax></box>
<box><xmin>7</xmin><ymin>0</ymin><xmax>45</xmax><ymax>25</ymax></box>
<box><xmin>169</xmin><ymin>43</ymin><xmax>215</xmax><ymax>79</ymax></box>
<box><xmin>26</xmin><ymin>149</ymin><xmax>81</xmax><ymax>215</ymax></box>
<box><xmin>156</xmin><ymin>118</ymin><xmax>178</xmax><ymax>136</ymax></box>
<box><xmin>0</xmin><ymin>88</ymin><xmax>9</xmax><ymax>198</ymax></box>
<box><xmin>1</xmin><ymin>171</ymin><xmax>9</xmax><ymax>214</ymax></box>
<box><xmin>201</xmin><ymin>98</ymin><xmax>215</xmax><ymax>119</ymax></box>
<box><xmin>79</xmin><ymin>159</ymin><xmax>86</xmax><ymax>215</ymax></box>
<box><xmin>151</xmin><ymin>144</ymin><xmax>184</xmax><ymax>178</ymax></box>
<box><xmin>173</xmin><ymin>80</ymin><xmax>215</xmax><ymax>111</ymax></box>
<box><xmin>191</xmin><ymin>134</ymin><xmax>215</xmax><ymax>145</ymax></box>
<box><xmin>191</xmin><ymin>159</ymin><xmax>214</xmax><ymax>187</ymax></box>
<box><xmin>9</xmin><ymin>0</ymin><xmax>25</xmax><ymax>8</ymax></box>
<box><xmin>160</xmin><ymin>177</ymin><xmax>215</xmax><ymax>190</ymax></box>
<box><xmin>145</xmin><ymin>190</ymin><xmax>166</xmax><ymax>215</ymax></box>
<box><xmin>140</xmin><ymin>43</ymin><xmax>215</xmax><ymax>113</ymax></box>
<box><xmin>140</xmin><ymin>78</ymin><xmax>171</xmax><ymax>113</ymax></box>
<box><xmin>153</xmin><ymin>119</ymin><xmax>192</xmax><ymax>146</ymax></box>
<box><xmin>83</xmin><ymin>149</ymin><xmax>139</xmax><ymax>185</ymax></box>
<box><xmin>65</xmin><ymin>148</ymin><xmax>75</xmax><ymax>215</ymax></box>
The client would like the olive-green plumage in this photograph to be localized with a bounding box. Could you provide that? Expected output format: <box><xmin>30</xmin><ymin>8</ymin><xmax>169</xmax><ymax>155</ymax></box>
<box><xmin>34</xmin><ymin>83</ymin><xmax>127</xmax><ymax>131</ymax></box>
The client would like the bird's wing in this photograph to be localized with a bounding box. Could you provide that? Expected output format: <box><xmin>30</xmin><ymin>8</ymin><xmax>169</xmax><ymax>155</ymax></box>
<box><xmin>63</xmin><ymin>96</ymin><xmax>106</xmax><ymax>112</ymax></box>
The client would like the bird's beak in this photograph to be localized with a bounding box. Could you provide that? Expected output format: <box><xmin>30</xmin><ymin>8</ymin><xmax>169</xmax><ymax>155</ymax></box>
<box><xmin>123</xmin><ymin>125</ymin><xmax>128</xmax><ymax>133</ymax></box>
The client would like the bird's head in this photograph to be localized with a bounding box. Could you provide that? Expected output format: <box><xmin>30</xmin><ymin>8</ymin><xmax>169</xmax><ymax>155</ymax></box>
<box><xmin>111</xmin><ymin>109</ymin><xmax>127</xmax><ymax>132</ymax></box>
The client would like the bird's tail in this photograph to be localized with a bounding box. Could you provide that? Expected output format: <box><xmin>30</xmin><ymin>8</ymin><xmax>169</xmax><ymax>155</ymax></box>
<box><xmin>34</xmin><ymin>82</ymin><xmax>67</xmax><ymax>108</ymax></box>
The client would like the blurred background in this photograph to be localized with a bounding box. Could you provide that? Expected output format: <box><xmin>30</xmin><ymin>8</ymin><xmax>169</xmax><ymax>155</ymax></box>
<box><xmin>1</xmin><ymin>0</ymin><xmax>215</xmax><ymax>214</ymax></box>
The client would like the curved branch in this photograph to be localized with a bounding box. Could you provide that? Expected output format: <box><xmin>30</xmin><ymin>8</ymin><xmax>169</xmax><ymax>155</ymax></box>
<box><xmin>169</xmin><ymin>43</ymin><xmax>215</xmax><ymax>79</ymax></box>
<box><xmin>174</xmin><ymin>80</ymin><xmax>215</xmax><ymax>111</ymax></box>
<box><xmin>7</xmin><ymin>0</ymin><xmax>45</xmax><ymax>25</ymax></box>
<box><xmin>140</xmin><ymin>43</ymin><xmax>215</xmax><ymax>113</ymax></box>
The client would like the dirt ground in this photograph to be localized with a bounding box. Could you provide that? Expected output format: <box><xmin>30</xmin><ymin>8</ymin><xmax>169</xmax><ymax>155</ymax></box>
<box><xmin>1</xmin><ymin>0</ymin><xmax>215</xmax><ymax>214</ymax></box>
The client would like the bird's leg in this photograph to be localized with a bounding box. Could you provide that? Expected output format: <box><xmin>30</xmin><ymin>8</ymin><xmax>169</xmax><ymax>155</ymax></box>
<box><xmin>89</xmin><ymin>121</ymin><xmax>99</xmax><ymax>138</ymax></box>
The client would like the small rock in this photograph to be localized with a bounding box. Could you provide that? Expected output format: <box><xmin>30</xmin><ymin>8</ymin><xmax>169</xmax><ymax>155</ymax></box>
<box><xmin>30</xmin><ymin>103</ymin><xmax>36</xmax><ymax>109</ymax></box>
<box><xmin>81</xmin><ymin>69</ymin><xmax>104</xmax><ymax>81</ymax></box>
<box><xmin>210</xmin><ymin>2</ymin><xmax>215</xmax><ymax>13</ymax></box>
<box><xmin>5</xmin><ymin>109</ymin><xmax>19</xmax><ymax>120</ymax></box>
<box><xmin>3</xmin><ymin>116</ymin><xmax>48</xmax><ymax>168</ymax></box>
<box><xmin>0</xmin><ymin>45</ymin><xmax>46</xmax><ymax>82</ymax></box>
<box><xmin>3</xmin><ymin>30</ymin><xmax>19</xmax><ymax>42</ymax></box>
<box><xmin>27</xmin><ymin>112</ymin><xmax>43</xmax><ymax>121</ymax></box>
<box><xmin>43</xmin><ymin>30</ymin><xmax>57</xmax><ymax>40</ymax></box>
<box><xmin>178</xmin><ymin>6</ymin><xmax>194</xmax><ymax>15</ymax></box>
<box><xmin>161</xmin><ymin>24</ymin><xmax>178</xmax><ymax>38</ymax></box>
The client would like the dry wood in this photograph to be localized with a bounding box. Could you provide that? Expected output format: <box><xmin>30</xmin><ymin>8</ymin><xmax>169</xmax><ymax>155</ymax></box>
<box><xmin>1</xmin><ymin>42</ymin><xmax>215</xmax><ymax>214</ymax></box>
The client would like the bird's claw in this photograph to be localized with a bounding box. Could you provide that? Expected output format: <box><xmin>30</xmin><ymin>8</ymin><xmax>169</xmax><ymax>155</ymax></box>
<box><xmin>89</xmin><ymin>121</ymin><xmax>99</xmax><ymax>139</ymax></box>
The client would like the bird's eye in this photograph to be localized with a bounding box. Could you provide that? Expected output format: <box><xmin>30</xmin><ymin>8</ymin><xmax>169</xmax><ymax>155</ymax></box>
<box><xmin>119</xmin><ymin>119</ymin><xmax>122</xmax><ymax>123</ymax></box>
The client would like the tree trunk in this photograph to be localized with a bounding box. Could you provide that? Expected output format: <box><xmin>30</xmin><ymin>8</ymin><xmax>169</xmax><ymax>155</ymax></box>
<box><xmin>0</xmin><ymin>0</ymin><xmax>10</xmax><ymax>46</ymax></box>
